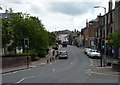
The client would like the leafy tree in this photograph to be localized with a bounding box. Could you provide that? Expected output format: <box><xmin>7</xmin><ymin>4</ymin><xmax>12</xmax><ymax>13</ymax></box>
<box><xmin>2</xmin><ymin>11</ymin><xmax>56</xmax><ymax>57</ymax></box>
<box><xmin>109</xmin><ymin>32</ymin><xmax>120</xmax><ymax>47</ymax></box>
<box><xmin>48</xmin><ymin>32</ymin><xmax>56</xmax><ymax>46</ymax></box>
<box><xmin>2</xmin><ymin>17</ymin><xmax>13</xmax><ymax>47</ymax></box>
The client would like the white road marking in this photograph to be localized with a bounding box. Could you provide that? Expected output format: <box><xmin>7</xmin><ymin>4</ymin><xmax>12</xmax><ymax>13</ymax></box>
<box><xmin>13</xmin><ymin>71</ymin><xmax>18</xmax><ymax>73</ymax></box>
<box><xmin>85</xmin><ymin>69</ymin><xmax>93</xmax><ymax>75</ymax></box>
<box><xmin>41</xmin><ymin>63</ymin><xmax>46</xmax><ymax>65</ymax></box>
<box><xmin>90</xmin><ymin>63</ymin><xmax>94</xmax><ymax>66</ymax></box>
<box><xmin>30</xmin><ymin>66</ymin><xmax>36</xmax><ymax>68</ymax></box>
<box><xmin>53</xmin><ymin>69</ymin><xmax>55</xmax><ymax>71</ymax></box>
<box><xmin>85</xmin><ymin>69</ymin><xmax>91</xmax><ymax>73</ymax></box>
<box><xmin>25</xmin><ymin>76</ymin><xmax>36</xmax><ymax>79</ymax></box>
<box><xmin>71</xmin><ymin>62</ymin><xmax>73</xmax><ymax>64</ymax></box>
<box><xmin>89</xmin><ymin>59</ymin><xmax>94</xmax><ymax>63</ymax></box>
<box><xmin>16</xmin><ymin>78</ymin><xmax>25</xmax><ymax>83</ymax></box>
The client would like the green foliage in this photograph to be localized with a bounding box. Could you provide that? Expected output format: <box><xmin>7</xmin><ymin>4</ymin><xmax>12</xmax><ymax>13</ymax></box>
<box><xmin>2</xmin><ymin>11</ymin><xmax>56</xmax><ymax>57</ymax></box>
<box><xmin>109</xmin><ymin>32</ymin><xmax>120</xmax><ymax>47</ymax></box>
<box><xmin>30</xmin><ymin>52</ymin><xmax>39</xmax><ymax>61</ymax></box>
<box><xmin>48</xmin><ymin>32</ymin><xmax>56</xmax><ymax>46</ymax></box>
<box><xmin>37</xmin><ymin>50</ymin><xmax>47</xmax><ymax>58</ymax></box>
<box><xmin>2</xmin><ymin>18</ymin><xmax>13</xmax><ymax>47</ymax></box>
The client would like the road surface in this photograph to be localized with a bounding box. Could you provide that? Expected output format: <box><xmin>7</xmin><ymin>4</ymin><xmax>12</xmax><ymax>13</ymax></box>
<box><xmin>2</xmin><ymin>45</ymin><xmax>119</xmax><ymax>83</ymax></box>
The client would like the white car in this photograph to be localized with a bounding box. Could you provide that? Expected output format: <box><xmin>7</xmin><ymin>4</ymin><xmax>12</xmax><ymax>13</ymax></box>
<box><xmin>88</xmin><ymin>49</ymin><xmax>101</xmax><ymax>59</ymax></box>
<box><xmin>84</xmin><ymin>48</ymin><xmax>91</xmax><ymax>54</ymax></box>
<box><xmin>58</xmin><ymin>51</ymin><xmax>68</xmax><ymax>59</ymax></box>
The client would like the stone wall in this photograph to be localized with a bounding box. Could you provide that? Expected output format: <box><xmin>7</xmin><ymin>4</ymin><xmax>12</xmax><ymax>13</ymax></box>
<box><xmin>2</xmin><ymin>56</ymin><xmax>31</xmax><ymax>68</ymax></box>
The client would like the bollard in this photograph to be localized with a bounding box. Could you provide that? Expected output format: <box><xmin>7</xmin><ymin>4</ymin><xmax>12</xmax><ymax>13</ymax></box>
<box><xmin>52</xmin><ymin>57</ymin><xmax>54</xmax><ymax>60</ymax></box>
<box><xmin>50</xmin><ymin>58</ymin><xmax>52</xmax><ymax>62</ymax></box>
<box><xmin>47</xmin><ymin>59</ymin><xmax>49</xmax><ymax>63</ymax></box>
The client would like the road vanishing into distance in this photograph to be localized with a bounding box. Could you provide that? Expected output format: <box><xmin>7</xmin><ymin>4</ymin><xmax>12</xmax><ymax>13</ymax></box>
<box><xmin>2</xmin><ymin>46</ymin><xmax>119</xmax><ymax>83</ymax></box>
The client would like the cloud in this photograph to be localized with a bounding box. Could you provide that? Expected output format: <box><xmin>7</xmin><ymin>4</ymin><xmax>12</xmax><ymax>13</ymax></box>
<box><xmin>29</xmin><ymin>5</ymin><xmax>41</xmax><ymax>14</ymax></box>
<box><xmin>1</xmin><ymin>0</ymin><xmax>110</xmax><ymax>32</ymax></box>
<box><xmin>48</xmin><ymin>2</ymin><xmax>99</xmax><ymax>16</ymax></box>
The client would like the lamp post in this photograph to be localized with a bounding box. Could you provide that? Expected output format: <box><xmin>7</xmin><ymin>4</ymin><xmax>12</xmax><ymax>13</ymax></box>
<box><xmin>94</xmin><ymin>6</ymin><xmax>107</xmax><ymax>67</ymax></box>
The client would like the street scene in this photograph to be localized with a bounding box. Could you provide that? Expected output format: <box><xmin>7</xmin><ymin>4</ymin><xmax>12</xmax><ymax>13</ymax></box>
<box><xmin>0</xmin><ymin>0</ymin><xmax>120</xmax><ymax>85</ymax></box>
<box><xmin>2</xmin><ymin>46</ymin><xmax>119</xmax><ymax>83</ymax></box>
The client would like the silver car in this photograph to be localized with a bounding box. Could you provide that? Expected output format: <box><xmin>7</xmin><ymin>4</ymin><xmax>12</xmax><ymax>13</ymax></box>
<box><xmin>58</xmin><ymin>51</ymin><xmax>68</xmax><ymax>59</ymax></box>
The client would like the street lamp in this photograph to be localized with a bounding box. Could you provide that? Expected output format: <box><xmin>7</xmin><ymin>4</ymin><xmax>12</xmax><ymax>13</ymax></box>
<box><xmin>94</xmin><ymin>6</ymin><xmax>106</xmax><ymax>14</ymax></box>
<box><xmin>94</xmin><ymin>6</ymin><xmax>107</xmax><ymax>67</ymax></box>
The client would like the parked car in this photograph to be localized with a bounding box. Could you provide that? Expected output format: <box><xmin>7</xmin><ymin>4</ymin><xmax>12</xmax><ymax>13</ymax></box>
<box><xmin>84</xmin><ymin>48</ymin><xmax>91</xmax><ymax>54</ymax></box>
<box><xmin>58</xmin><ymin>51</ymin><xmax>68</xmax><ymax>59</ymax></box>
<box><xmin>88</xmin><ymin>49</ymin><xmax>101</xmax><ymax>59</ymax></box>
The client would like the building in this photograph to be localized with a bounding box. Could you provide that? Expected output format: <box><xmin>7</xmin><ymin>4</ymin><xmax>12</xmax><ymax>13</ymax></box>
<box><xmin>95</xmin><ymin>0</ymin><xmax>120</xmax><ymax>59</ymax></box>
<box><xmin>81</xmin><ymin>0</ymin><xmax>120</xmax><ymax>59</ymax></box>
<box><xmin>83</xmin><ymin>19</ymin><xmax>99</xmax><ymax>48</ymax></box>
<box><xmin>55</xmin><ymin>30</ymin><xmax>71</xmax><ymax>44</ymax></box>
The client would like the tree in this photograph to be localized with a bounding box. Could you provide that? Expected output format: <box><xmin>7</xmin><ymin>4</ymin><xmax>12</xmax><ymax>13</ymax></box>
<box><xmin>48</xmin><ymin>32</ymin><xmax>56</xmax><ymax>46</ymax></box>
<box><xmin>2</xmin><ymin>17</ymin><xmax>13</xmax><ymax>48</ymax></box>
<box><xmin>109</xmin><ymin>32</ymin><xmax>120</xmax><ymax>47</ymax></box>
<box><xmin>2</xmin><ymin>10</ymin><xmax>56</xmax><ymax>57</ymax></box>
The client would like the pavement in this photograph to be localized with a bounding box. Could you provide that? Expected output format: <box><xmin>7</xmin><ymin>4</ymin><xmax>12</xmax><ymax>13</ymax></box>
<box><xmin>1</xmin><ymin>47</ymin><xmax>120</xmax><ymax>76</ymax></box>
<box><xmin>79</xmin><ymin>47</ymin><xmax>120</xmax><ymax>76</ymax></box>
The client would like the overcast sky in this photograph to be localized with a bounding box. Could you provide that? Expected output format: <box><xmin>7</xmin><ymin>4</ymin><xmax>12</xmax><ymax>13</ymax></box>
<box><xmin>0</xmin><ymin>0</ymin><xmax>115</xmax><ymax>32</ymax></box>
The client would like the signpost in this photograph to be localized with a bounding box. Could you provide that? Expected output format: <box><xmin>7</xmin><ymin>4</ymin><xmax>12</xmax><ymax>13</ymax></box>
<box><xmin>24</xmin><ymin>38</ymin><xmax>29</xmax><ymax>67</ymax></box>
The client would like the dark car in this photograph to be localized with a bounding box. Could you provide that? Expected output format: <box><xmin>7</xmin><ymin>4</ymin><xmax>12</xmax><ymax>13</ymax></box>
<box><xmin>62</xmin><ymin>41</ymin><xmax>67</xmax><ymax>47</ymax></box>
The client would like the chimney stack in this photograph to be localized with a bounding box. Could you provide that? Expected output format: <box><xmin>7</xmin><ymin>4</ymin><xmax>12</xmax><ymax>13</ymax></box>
<box><xmin>115</xmin><ymin>0</ymin><xmax>120</xmax><ymax>7</ymax></box>
<box><xmin>108</xmin><ymin>0</ymin><xmax>113</xmax><ymax>12</ymax></box>
<box><xmin>86</xmin><ymin>19</ymin><xmax>89</xmax><ymax>27</ymax></box>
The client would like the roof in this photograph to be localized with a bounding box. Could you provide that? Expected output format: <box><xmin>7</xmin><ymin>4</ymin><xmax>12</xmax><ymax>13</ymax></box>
<box><xmin>1</xmin><ymin>13</ymin><xmax>11</xmax><ymax>19</ymax></box>
<box><xmin>55</xmin><ymin>30</ymin><xmax>71</xmax><ymax>35</ymax></box>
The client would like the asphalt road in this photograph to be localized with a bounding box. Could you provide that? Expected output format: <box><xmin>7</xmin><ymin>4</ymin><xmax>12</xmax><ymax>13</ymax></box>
<box><xmin>2</xmin><ymin>45</ymin><xmax>119</xmax><ymax>83</ymax></box>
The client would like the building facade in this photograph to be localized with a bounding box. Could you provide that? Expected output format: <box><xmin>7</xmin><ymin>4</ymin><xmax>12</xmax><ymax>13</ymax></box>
<box><xmin>82</xmin><ymin>0</ymin><xmax>120</xmax><ymax>59</ymax></box>
<box><xmin>94</xmin><ymin>0</ymin><xmax>120</xmax><ymax>59</ymax></box>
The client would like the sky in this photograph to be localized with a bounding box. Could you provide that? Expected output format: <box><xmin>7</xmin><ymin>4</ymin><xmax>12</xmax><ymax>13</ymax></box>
<box><xmin>0</xmin><ymin>0</ymin><xmax>115</xmax><ymax>32</ymax></box>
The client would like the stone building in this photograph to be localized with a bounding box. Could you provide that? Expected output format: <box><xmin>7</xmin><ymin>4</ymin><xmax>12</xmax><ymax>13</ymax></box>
<box><xmin>81</xmin><ymin>0</ymin><xmax>120</xmax><ymax>59</ymax></box>
<box><xmin>96</xmin><ymin>0</ymin><xmax>120</xmax><ymax>58</ymax></box>
<box><xmin>83</xmin><ymin>19</ymin><xmax>99</xmax><ymax>48</ymax></box>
